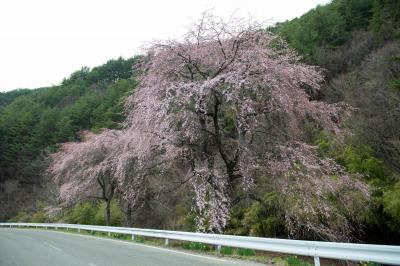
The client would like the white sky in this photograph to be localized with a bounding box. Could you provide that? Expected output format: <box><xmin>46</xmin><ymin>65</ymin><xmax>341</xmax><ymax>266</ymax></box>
<box><xmin>0</xmin><ymin>0</ymin><xmax>330</xmax><ymax>92</ymax></box>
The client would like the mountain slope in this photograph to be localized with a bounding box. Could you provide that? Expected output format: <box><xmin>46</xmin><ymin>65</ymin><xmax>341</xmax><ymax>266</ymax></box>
<box><xmin>273</xmin><ymin>0</ymin><xmax>400</xmax><ymax>243</ymax></box>
<box><xmin>0</xmin><ymin>57</ymin><xmax>139</xmax><ymax>220</ymax></box>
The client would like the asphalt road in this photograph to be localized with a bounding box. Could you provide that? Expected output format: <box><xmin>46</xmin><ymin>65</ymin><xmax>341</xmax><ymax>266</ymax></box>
<box><xmin>0</xmin><ymin>228</ymin><xmax>265</xmax><ymax>266</ymax></box>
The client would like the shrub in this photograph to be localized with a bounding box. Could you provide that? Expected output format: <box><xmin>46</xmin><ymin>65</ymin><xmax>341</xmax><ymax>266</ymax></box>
<box><xmin>94</xmin><ymin>199</ymin><xmax>123</xmax><ymax>226</ymax></box>
<box><xmin>68</xmin><ymin>202</ymin><xmax>96</xmax><ymax>225</ymax></box>
<box><xmin>8</xmin><ymin>211</ymin><xmax>31</xmax><ymax>222</ymax></box>
<box><xmin>30</xmin><ymin>211</ymin><xmax>49</xmax><ymax>223</ymax></box>
<box><xmin>382</xmin><ymin>181</ymin><xmax>400</xmax><ymax>231</ymax></box>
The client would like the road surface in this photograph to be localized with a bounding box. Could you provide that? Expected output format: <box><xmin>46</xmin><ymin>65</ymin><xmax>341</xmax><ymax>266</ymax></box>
<box><xmin>0</xmin><ymin>228</ymin><xmax>265</xmax><ymax>266</ymax></box>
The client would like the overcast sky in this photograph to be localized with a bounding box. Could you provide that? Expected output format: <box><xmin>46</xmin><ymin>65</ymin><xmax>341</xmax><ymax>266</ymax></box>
<box><xmin>0</xmin><ymin>0</ymin><xmax>330</xmax><ymax>92</ymax></box>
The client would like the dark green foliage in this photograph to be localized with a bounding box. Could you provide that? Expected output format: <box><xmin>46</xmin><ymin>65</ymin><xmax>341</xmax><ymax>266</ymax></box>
<box><xmin>340</xmin><ymin>147</ymin><xmax>386</xmax><ymax>181</ymax></box>
<box><xmin>272</xmin><ymin>0</ymin><xmax>375</xmax><ymax>60</ymax></box>
<box><xmin>272</xmin><ymin>0</ymin><xmax>398</xmax><ymax>77</ymax></box>
<box><xmin>314</xmin><ymin>132</ymin><xmax>400</xmax><ymax>242</ymax></box>
<box><xmin>382</xmin><ymin>181</ymin><xmax>400</xmax><ymax>231</ymax></box>
<box><xmin>63</xmin><ymin>199</ymin><xmax>123</xmax><ymax>226</ymax></box>
<box><xmin>94</xmin><ymin>200</ymin><xmax>123</xmax><ymax>226</ymax></box>
<box><xmin>227</xmin><ymin>176</ymin><xmax>286</xmax><ymax>238</ymax></box>
<box><xmin>62</xmin><ymin>57</ymin><xmax>135</xmax><ymax>86</ymax></box>
<box><xmin>0</xmin><ymin>89</ymin><xmax>32</xmax><ymax>107</ymax></box>
<box><xmin>316</xmin><ymin>133</ymin><xmax>388</xmax><ymax>183</ymax></box>
<box><xmin>9</xmin><ymin>199</ymin><xmax>124</xmax><ymax>227</ymax></box>
<box><xmin>241</xmin><ymin>192</ymin><xmax>285</xmax><ymax>237</ymax></box>
<box><xmin>390</xmin><ymin>78</ymin><xmax>400</xmax><ymax>90</ymax></box>
<box><xmin>8</xmin><ymin>201</ymin><xmax>51</xmax><ymax>223</ymax></box>
<box><xmin>0</xmin><ymin>57</ymin><xmax>137</xmax><ymax>221</ymax></box>
<box><xmin>0</xmin><ymin>57</ymin><xmax>138</xmax><ymax>218</ymax></box>
<box><xmin>69</xmin><ymin>202</ymin><xmax>97</xmax><ymax>225</ymax></box>
<box><xmin>371</xmin><ymin>0</ymin><xmax>400</xmax><ymax>38</ymax></box>
<box><xmin>272</xmin><ymin>0</ymin><xmax>400</xmax><ymax>244</ymax></box>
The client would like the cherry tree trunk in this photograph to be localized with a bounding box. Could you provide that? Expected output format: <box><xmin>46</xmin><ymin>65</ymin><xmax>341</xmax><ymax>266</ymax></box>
<box><xmin>124</xmin><ymin>203</ymin><xmax>133</xmax><ymax>227</ymax></box>
<box><xmin>105</xmin><ymin>199</ymin><xmax>111</xmax><ymax>226</ymax></box>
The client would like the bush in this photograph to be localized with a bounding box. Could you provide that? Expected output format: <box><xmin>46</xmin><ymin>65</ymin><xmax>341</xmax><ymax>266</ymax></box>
<box><xmin>340</xmin><ymin>146</ymin><xmax>386</xmax><ymax>181</ymax></box>
<box><xmin>68</xmin><ymin>202</ymin><xmax>96</xmax><ymax>225</ymax></box>
<box><xmin>240</xmin><ymin>191</ymin><xmax>285</xmax><ymax>238</ymax></box>
<box><xmin>382</xmin><ymin>181</ymin><xmax>400</xmax><ymax>231</ymax></box>
<box><xmin>8</xmin><ymin>211</ymin><xmax>31</xmax><ymax>222</ymax></box>
<box><xmin>60</xmin><ymin>199</ymin><xmax>123</xmax><ymax>226</ymax></box>
<box><xmin>94</xmin><ymin>199</ymin><xmax>123</xmax><ymax>226</ymax></box>
<box><xmin>30</xmin><ymin>211</ymin><xmax>49</xmax><ymax>223</ymax></box>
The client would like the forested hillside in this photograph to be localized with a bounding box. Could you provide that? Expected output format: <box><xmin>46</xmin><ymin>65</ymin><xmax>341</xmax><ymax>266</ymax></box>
<box><xmin>273</xmin><ymin>0</ymin><xmax>400</xmax><ymax>243</ymax></box>
<box><xmin>0</xmin><ymin>57</ymin><xmax>138</xmax><ymax>219</ymax></box>
<box><xmin>1</xmin><ymin>0</ymin><xmax>399</xmax><ymax>245</ymax></box>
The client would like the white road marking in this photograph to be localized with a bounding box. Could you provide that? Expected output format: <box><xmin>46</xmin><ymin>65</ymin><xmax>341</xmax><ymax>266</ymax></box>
<box><xmin>42</xmin><ymin>231</ymin><xmax>245</xmax><ymax>264</ymax></box>
<box><xmin>87</xmin><ymin>237</ymin><xmax>233</xmax><ymax>263</ymax></box>
<box><xmin>44</xmin><ymin>241</ymin><xmax>62</xmax><ymax>252</ymax></box>
<box><xmin>49</xmin><ymin>244</ymin><xmax>62</xmax><ymax>252</ymax></box>
<box><xmin>21</xmin><ymin>229</ymin><xmax>262</xmax><ymax>265</ymax></box>
<box><xmin>88</xmin><ymin>263</ymin><xmax>97</xmax><ymax>266</ymax></box>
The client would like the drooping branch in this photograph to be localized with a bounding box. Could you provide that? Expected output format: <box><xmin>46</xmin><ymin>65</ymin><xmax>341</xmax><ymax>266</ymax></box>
<box><xmin>48</xmin><ymin>12</ymin><xmax>370</xmax><ymax>239</ymax></box>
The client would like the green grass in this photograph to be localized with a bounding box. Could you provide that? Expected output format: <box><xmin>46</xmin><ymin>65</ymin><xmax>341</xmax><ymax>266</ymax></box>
<box><xmin>181</xmin><ymin>242</ymin><xmax>212</xmax><ymax>251</ymax></box>
<box><xmin>133</xmin><ymin>235</ymin><xmax>145</xmax><ymax>243</ymax></box>
<box><xmin>286</xmin><ymin>256</ymin><xmax>312</xmax><ymax>266</ymax></box>
<box><xmin>220</xmin><ymin>246</ymin><xmax>234</xmax><ymax>255</ymax></box>
<box><xmin>237</xmin><ymin>248</ymin><xmax>256</xmax><ymax>256</ymax></box>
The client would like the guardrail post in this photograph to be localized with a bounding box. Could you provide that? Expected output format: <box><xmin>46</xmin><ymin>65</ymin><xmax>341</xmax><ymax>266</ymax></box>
<box><xmin>108</xmin><ymin>232</ymin><xmax>111</xmax><ymax>237</ymax></box>
<box><xmin>216</xmin><ymin>245</ymin><xmax>221</xmax><ymax>253</ymax></box>
<box><xmin>131</xmin><ymin>234</ymin><xmax>135</xmax><ymax>241</ymax></box>
<box><xmin>314</xmin><ymin>256</ymin><xmax>320</xmax><ymax>266</ymax></box>
<box><xmin>165</xmin><ymin>238</ymin><xmax>169</xmax><ymax>246</ymax></box>
<box><xmin>78</xmin><ymin>228</ymin><xmax>80</xmax><ymax>233</ymax></box>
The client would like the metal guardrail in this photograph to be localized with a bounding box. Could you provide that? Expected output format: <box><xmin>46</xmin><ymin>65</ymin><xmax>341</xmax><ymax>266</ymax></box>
<box><xmin>1</xmin><ymin>222</ymin><xmax>399</xmax><ymax>265</ymax></box>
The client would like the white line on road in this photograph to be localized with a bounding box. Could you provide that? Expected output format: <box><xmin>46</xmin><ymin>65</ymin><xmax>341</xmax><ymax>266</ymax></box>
<box><xmin>42</xmin><ymin>230</ymin><xmax>251</xmax><ymax>264</ymax></box>
<box><xmin>88</xmin><ymin>263</ymin><xmax>97</xmax><ymax>266</ymax></box>
<box><xmin>44</xmin><ymin>242</ymin><xmax>62</xmax><ymax>252</ymax></box>
<box><xmin>85</xmin><ymin>236</ymin><xmax>233</xmax><ymax>263</ymax></box>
